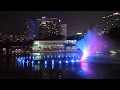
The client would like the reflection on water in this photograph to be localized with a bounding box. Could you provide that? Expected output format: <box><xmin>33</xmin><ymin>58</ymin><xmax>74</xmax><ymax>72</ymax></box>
<box><xmin>79</xmin><ymin>61</ymin><xmax>94</xmax><ymax>79</ymax></box>
<box><xmin>16</xmin><ymin>53</ymin><xmax>95</xmax><ymax>79</ymax></box>
<box><xmin>81</xmin><ymin>62</ymin><xmax>88</xmax><ymax>71</ymax></box>
<box><xmin>0</xmin><ymin>53</ymin><xmax>120</xmax><ymax>79</ymax></box>
<box><xmin>34</xmin><ymin>65</ymin><xmax>40</xmax><ymax>71</ymax></box>
<box><xmin>44</xmin><ymin>61</ymin><xmax>47</xmax><ymax>69</ymax></box>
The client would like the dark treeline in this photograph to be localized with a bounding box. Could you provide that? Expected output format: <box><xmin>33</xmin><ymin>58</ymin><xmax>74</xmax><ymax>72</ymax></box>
<box><xmin>0</xmin><ymin>39</ymin><xmax>33</xmax><ymax>47</ymax></box>
<box><xmin>0</xmin><ymin>39</ymin><xmax>33</xmax><ymax>55</ymax></box>
<box><xmin>102</xmin><ymin>26</ymin><xmax>120</xmax><ymax>49</ymax></box>
<box><xmin>66</xmin><ymin>35</ymin><xmax>83</xmax><ymax>40</ymax></box>
<box><xmin>105</xmin><ymin>26</ymin><xmax>120</xmax><ymax>42</ymax></box>
<box><xmin>37</xmin><ymin>34</ymin><xmax>65</xmax><ymax>40</ymax></box>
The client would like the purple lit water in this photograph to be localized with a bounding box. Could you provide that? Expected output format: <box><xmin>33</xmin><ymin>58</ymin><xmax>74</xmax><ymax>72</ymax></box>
<box><xmin>75</xmin><ymin>30</ymin><xmax>106</xmax><ymax>60</ymax></box>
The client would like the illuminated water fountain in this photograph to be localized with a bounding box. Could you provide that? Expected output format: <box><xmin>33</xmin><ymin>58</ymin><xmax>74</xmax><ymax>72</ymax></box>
<box><xmin>75</xmin><ymin>29</ymin><xmax>105</xmax><ymax>61</ymax></box>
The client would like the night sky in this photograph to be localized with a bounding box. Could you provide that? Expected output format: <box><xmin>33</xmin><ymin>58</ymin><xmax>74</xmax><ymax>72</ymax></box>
<box><xmin>0</xmin><ymin>11</ymin><xmax>119</xmax><ymax>36</ymax></box>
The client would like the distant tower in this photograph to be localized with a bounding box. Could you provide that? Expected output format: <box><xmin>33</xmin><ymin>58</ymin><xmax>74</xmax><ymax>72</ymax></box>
<box><xmin>36</xmin><ymin>19</ymin><xmax>41</xmax><ymax>39</ymax></box>
<box><xmin>25</xmin><ymin>19</ymin><xmax>36</xmax><ymax>39</ymax></box>
<box><xmin>41</xmin><ymin>16</ymin><xmax>47</xmax><ymax>24</ymax></box>
<box><xmin>60</xmin><ymin>24</ymin><xmax>67</xmax><ymax>39</ymax></box>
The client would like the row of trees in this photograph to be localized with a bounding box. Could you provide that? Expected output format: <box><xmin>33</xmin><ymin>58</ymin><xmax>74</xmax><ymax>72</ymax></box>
<box><xmin>104</xmin><ymin>26</ymin><xmax>120</xmax><ymax>49</ymax></box>
<box><xmin>0</xmin><ymin>39</ymin><xmax>33</xmax><ymax>47</ymax></box>
<box><xmin>105</xmin><ymin>26</ymin><xmax>120</xmax><ymax>42</ymax></box>
<box><xmin>0</xmin><ymin>39</ymin><xmax>33</xmax><ymax>55</ymax></box>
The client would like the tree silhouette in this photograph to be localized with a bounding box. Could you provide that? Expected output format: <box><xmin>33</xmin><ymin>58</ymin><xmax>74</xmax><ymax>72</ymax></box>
<box><xmin>104</xmin><ymin>26</ymin><xmax>120</xmax><ymax>49</ymax></box>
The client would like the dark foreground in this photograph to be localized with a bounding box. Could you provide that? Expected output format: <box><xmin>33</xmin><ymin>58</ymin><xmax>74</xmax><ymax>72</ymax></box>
<box><xmin>0</xmin><ymin>53</ymin><xmax>120</xmax><ymax>79</ymax></box>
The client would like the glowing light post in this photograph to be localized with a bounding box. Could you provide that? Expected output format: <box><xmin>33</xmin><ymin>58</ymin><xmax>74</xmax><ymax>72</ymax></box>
<box><xmin>59</xmin><ymin>60</ymin><xmax>62</xmax><ymax>69</ymax></box>
<box><xmin>31</xmin><ymin>61</ymin><xmax>34</xmax><ymax>68</ymax></box>
<box><xmin>26</xmin><ymin>60</ymin><xmax>29</xmax><ymax>67</ymax></box>
<box><xmin>44</xmin><ymin>61</ymin><xmax>47</xmax><ymax>68</ymax></box>
<box><xmin>52</xmin><ymin>60</ymin><xmax>54</xmax><ymax>69</ymax></box>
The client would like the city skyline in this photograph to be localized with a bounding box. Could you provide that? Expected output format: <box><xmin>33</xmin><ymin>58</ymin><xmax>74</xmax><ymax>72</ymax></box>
<box><xmin>0</xmin><ymin>11</ymin><xmax>119</xmax><ymax>36</ymax></box>
<box><xmin>1</xmin><ymin>10</ymin><xmax>120</xmax><ymax>79</ymax></box>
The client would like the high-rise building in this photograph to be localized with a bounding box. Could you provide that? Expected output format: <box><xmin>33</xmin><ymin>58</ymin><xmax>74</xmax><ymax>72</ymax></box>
<box><xmin>35</xmin><ymin>19</ymin><xmax>41</xmax><ymax>39</ymax></box>
<box><xmin>24</xmin><ymin>16</ymin><xmax>61</xmax><ymax>40</ymax></box>
<box><xmin>38</xmin><ymin>16</ymin><xmax>61</xmax><ymax>39</ymax></box>
<box><xmin>25</xmin><ymin>19</ymin><xmax>36</xmax><ymax>39</ymax></box>
<box><xmin>60</xmin><ymin>24</ymin><xmax>67</xmax><ymax>38</ymax></box>
<box><xmin>102</xmin><ymin>12</ymin><xmax>120</xmax><ymax>33</ymax></box>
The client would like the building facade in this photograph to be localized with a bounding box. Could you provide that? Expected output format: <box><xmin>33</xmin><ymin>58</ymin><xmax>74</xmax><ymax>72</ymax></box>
<box><xmin>102</xmin><ymin>12</ymin><xmax>120</xmax><ymax>33</ymax></box>
<box><xmin>24</xmin><ymin>16</ymin><xmax>62</xmax><ymax>39</ymax></box>
<box><xmin>32</xmin><ymin>40</ymin><xmax>78</xmax><ymax>52</ymax></box>
<box><xmin>38</xmin><ymin>16</ymin><xmax>61</xmax><ymax>39</ymax></box>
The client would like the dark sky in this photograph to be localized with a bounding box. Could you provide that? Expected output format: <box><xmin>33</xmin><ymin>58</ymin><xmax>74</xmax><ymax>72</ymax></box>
<box><xmin>0</xmin><ymin>11</ymin><xmax>119</xmax><ymax>36</ymax></box>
